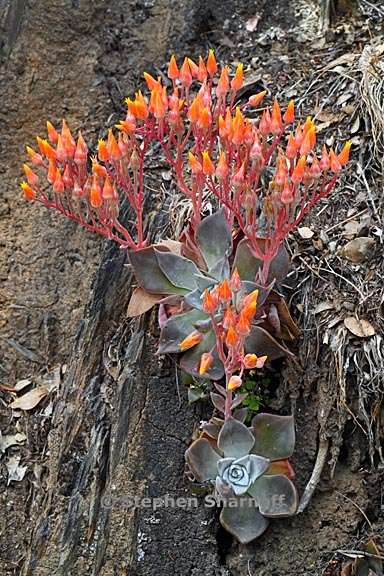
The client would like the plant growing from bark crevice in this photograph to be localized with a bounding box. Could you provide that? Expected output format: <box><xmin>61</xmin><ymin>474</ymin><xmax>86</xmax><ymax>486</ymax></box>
<box><xmin>20</xmin><ymin>50</ymin><xmax>352</xmax><ymax>543</ymax></box>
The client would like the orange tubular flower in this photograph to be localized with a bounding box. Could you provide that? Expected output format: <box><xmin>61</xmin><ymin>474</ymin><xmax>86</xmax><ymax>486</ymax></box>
<box><xmin>216</xmin><ymin>151</ymin><xmax>229</xmax><ymax>180</ymax></box>
<box><xmin>187</xmin><ymin>58</ymin><xmax>199</xmax><ymax>78</ymax></box>
<box><xmin>206</xmin><ymin>50</ymin><xmax>217</xmax><ymax>76</ymax></box>
<box><xmin>197</xmin><ymin>56</ymin><xmax>208</xmax><ymax>82</ymax></box>
<box><xmin>230</xmin><ymin>268</ymin><xmax>242</xmax><ymax>291</ymax></box>
<box><xmin>39</xmin><ymin>138</ymin><xmax>56</xmax><ymax>161</ymax></box>
<box><xmin>188</xmin><ymin>151</ymin><xmax>202</xmax><ymax>175</ymax></box>
<box><xmin>90</xmin><ymin>175</ymin><xmax>102</xmax><ymax>208</ymax></box>
<box><xmin>236</xmin><ymin>311</ymin><xmax>251</xmax><ymax>336</ymax></box>
<box><xmin>228</xmin><ymin>375</ymin><xmax>242</xmax><ymax>391</ymax></box>
<box><xmin>179</xmin><ymin>57</ymin><xmax>192</xmax><ymax>86</ymax></box>
<box><xmin>74</xmin><ymin>132</ymin><xmax>88</xmax><ymax>165</ymax></box>
<box><xmin>338</xmin><ymin>140</ymin><xmax>352</xmax><ymax>165</ymax></box>
<box><xmin>329</xmin><ymin>148</ymin><xmax>342</xmax><ymax>173</ymax></box>
<box><xmin>47</xmin><ymin>160</ymin><xmax>56</xmax><ymax>184</ymax></box>
<box><xmin>199</xmin><ymin>352</ymin><xmax>213</xmax><ymax>376</ymax></box>
<box><xmin>188</xmin><ymin>97</ymin><xmax>201</xmax><ymax>124</ymax></box>
<box><xmin>231</xmin><ymin>63</ymin><xmax>243</xmax><ymax>92</ymax></box>
<box><xmin>167</xmin><ymin>55</ymin><xmax>179</xmax><ymax>80</ymax></box>
<box><xmin>46</xmin><ymin>121</ymin><xmax>59</xmax><ymax>144</ymax></box>
<box><xmin>63</xmin><ymin>164</ymin><xmax>73</xmax><ymax>189</ymax></box>
<box><xmin>294</xmin><ymin>123</ymin><xmax>303</xmax><ymax>147</ymax></box>
<box><xmin>259</xmin><ymin>108</ymin><xmax>271</xmax><ymax>135</ymax></box>
<box><xmin>248</xmin><ymin>90</ymin><xmax>267</xmax><ymax>107</ymax></box>
<box><xmin>23</xmin><ymin>164</ymin><xmax>39</xmax><ymax>187</ymax></box>
<box><xmin>286</xmin><ymin>132</ymin><xmax>297</xmax><ymax>159</ymax></box>
<box><xmin>216</xmin><ymin>66</ymin><xmax>230</xmax><ymax>98</ymax></box>
<box><xmin>283</xmin><ymin>100</ymin><xmax>295</xmax><ymax>124</ymax></box>
<box><xmin>217</xmin><ymin>278</ymin><xmax>231</xmax><ymax>302</ymax></box>
<box><xmin>223</xmin><ymin>307</ymin><xmax>235</xmax><ymax>330</ymax></box>
<box><xmin>98</xmin><ymin>139</ymin><xmax>109</xmax><ymax>163</ymax></box>
<box><xmin>143</xmin><ymin>71</ymin><xmax>159</xmax><ymax>91</ymax></box>
<box><xmin>320</xmin><ymin>145</ymin><xmax>330</xmax><ymax>171</ymax></box>
<box><xmin>242</xmin><ymin>289</ymin><xmax>259</xmax><ymax>308</ymax></box>
<box><xmin>243</xmin><ymin>354</ymin><xmax>267</xmax><ymax>369</ymax></box>
<box><xmin>202</xmin><ymin>150</ymin><xmax>215</xmax><ymax>175</ymax></box>
<box><xmin>291</xmin><ymin>155</ymin><xmax>307</xmax><ymax>184</ymax></box>
<box><xmin>232</xmin><ymin>107</ymin><xmax>245</xmax><ymax>145</ymax></box>
<box><xmin>53</xmin><ymin>168</ymin><xmax>64</xmax><ymax>194</ymax></box>
<box><xmin>107</xmin><ymin>129</ymin><xmax>122</xmax><ymax>161</ymax></box>
<box><xmin>198</xmin><ymin>107</ymin><xmax>211</xmax><ymax>130</ymax></box>
<box><xmin>281</xmin><ymin>180</ymin><xmax>294</xmax><ymax>204</ymax></box>
<box><xmin>102</xmin><ymin>177</ymin><xmax>114</xmax><ymax>200</ymax></box>
<box><xmin>20</xmin><ymin>181</ymin><xmax>36</xmax><ymax>201</ymax></box>
<box><xmin>270</xmin><ymin>100</ymin><xmax>283</xmax><ymax>135</ymax></box>
<box><xmin>226</xmin><ymin>326</ymin><xmax>240</xmax><ymax>347</ymax></box>
<box><xmin>202</xmin><ymin>289</ymin><xmax>218</xmax><ymax>314</ymax></box>
<box><xmin>179</xmin><ymin>330</ymin><xmax>203</xmax><ymax>351</ymax></box>
<box><xmin>26</xmin><ymin>146</ymin><xmax>43</xmax><ymax>166</ymax></box>
<box><xmin>300</xmin><ymin>126</ymin><xmax>316</xmax><ymax>156</ymax></box>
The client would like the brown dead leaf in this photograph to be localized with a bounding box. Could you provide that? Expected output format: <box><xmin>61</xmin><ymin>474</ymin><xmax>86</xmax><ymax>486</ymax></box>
<box><xmin>276</xmin><ymin>298</ymin><xmax>300</xmax><ymax>340</ymax></box>
<box><xmin>343</xmin><ymin>220</ymin><xmax>360</xmax><ymax>238</ymax></box>
<box><xmin>314</xmin><ymin>302</ymin><xmax>334</xmax><ymax>314</ymax></box>
<box><xmin>159</xmin><ymin>239</ymin><xmax>182</xmax><ymax>254</ymax></box>
<box><xmin>9</xmin><ymin>386</ymin><xmax>49</xmax><ymax>410</ymax></box>
<box><xmin>321</xmin><ymin>53</ymin><xmax>358</xmax><ymax>72</ymax></box>
<box><xmin>340</xmin><ymin>237</ymin><xmax>375</xmax><ymax>263</ymax></box>
<box><xmin>344</xmin><ymin>316</ymin><xmax>375</xmax><ymax>338</ymax></box>
<box><xmin>6</xmin><ymin>455</ymin><xmax>27</xmax><ymax>484</ymax></box>
<box><xmin>298</xmin><ymin>226</ymin><xmax>314</xmax><ymax>239</ymax></box>
<box><xmin>127</xmin><ymin>287</ymin><xmax>162</xmax><ymax>317</ymax></box>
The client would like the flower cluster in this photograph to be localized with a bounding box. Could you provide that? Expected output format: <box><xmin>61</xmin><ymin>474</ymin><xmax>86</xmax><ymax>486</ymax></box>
<box><xmin>179</xmin><ymin>270</ymin><xmax>267</xmax><ymax>418</ymax></box>
<box><xmin>21</xmin><ymin>50</ymin><xmax>351</xmax><ymax>277</ymax></box>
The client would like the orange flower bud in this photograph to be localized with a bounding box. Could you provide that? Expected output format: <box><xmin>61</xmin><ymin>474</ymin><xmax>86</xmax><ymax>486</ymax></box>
<box><xmin>217</xmin><ymin>278</ymin><xmax>231</xmax><ymax>302</ymax></box>
<box><xmin>23</xmin><ymin>164</ymin><xmax>39</xmax><ymax>187</ymax></box>
<box><xmin>90</xmin><ymin>175</ymin><xmax>102</xmax><ymax>208</ymax></box>
<box><xmin>233</xmin><ymin>161</ymin><xmax>246</xmax><ymax>187</ymax></box>
<box><xmin>198</xmin><ymin>107</ymin><xmax>211</xmax><ymax>130</ymax></box>
<box><xmin>286</xmin><ymin>132</ymin><xmax>297</xmax><ymax>159</ymax></box>
<box><xmin>223</xmin><ymin>307</ymin><xmax>235</xmax><ymax>330</ymax></box>
<box><xmin>61</xmin><ymin>120</ymin><xmax>76</xmax><ymax>157</ymax></box>
<box><xmin>107</xmin><ymin>129</ymin><xmax>122</xmax><ymax>161</ymax></box>
<box><xmin>270</xmin><ymin>100</ymin><xmax>283</xmax><ymax>135</ymax></box>
<box><xmin>231</xmin><ymin>63</ymin><xmax>243</xmax><ymax>92</ymax></box>
<box><xmin>46</xmin><ymin>121</ymin><xmax>59</xmax><ymax>144</ymax></box>
<box><xmin>291</xmin><ymin>155</ymin><xmax>307</xmax><ymax>184</ymax></box>
<box><xmin>179</xmin><ymin>330</ymin><xmax>203</xmax><ymax>351</ymax></box>
<box><xmin>226</xmin><ymin>326</ymin><xmax>239</xmax><ymax>347</ymax></box>
<box><xmin>187</xmin><ymin>58</ymin><xmax>199</xmax><ymax>78</ymax></box>
<box><xmin>329</xmin><ymin>148</ymin><xmax>342</xmax><ymax>173</ymax></box>
<box><xmin>236</xmin><ymin>311</ymin><xmax>251</xmax><ymax>336</ymax></box>
<box><xmin>248</xmin><ymin>90</ymin><xmax>267</xmax><ymax>107</ymax></box>
<box><xmin>206</xmin><ymin>49</ymin><xmax>217</xmax><ymax>76</ymax></box>
<box><xmin>199</xmin><ymin>352</ymin><xmax>213</xmax><ymax>375</ymax></box>
<box><xmin>188</xmin><ymin>151</ymin><xmax>202</xmax><ymax>175</ymax></box>
<box><xmin>232</xmin><ymin>107</ymin><xmax>245</xmax><ymax>145</ymax></box>
<box><xmin>98</xmin><ymin>139</ymin><xmax>109</xmax><ymax>163</ymax></box>
<box><xmin>20</xmin><ymin>181</ymin><xmax>36</xmax><ymax>201</ymax></box>
<box><xmin>216</xmin><ymin>151</ymin><xmax>229</xmax><ymax>180</ymax></box>
<box><xmin>202</xmin><ymin>150</ymin><xmax>215</xmax><ymax>175</ymax></box>
<box><xmin>300</xmin><ymin>126</ymin><xmax>316</xmax><ymax>155</ymax></box>
<box><xmin>47</xmin><ymin>159</ymin><xmax>56</xmax><ymax>184</ymax></box>
<box><xmin>283</xmin><ymin>100</ymin><xmax>295</xmax><ymax>124</ymax></box>
<box><xmin>320</xmin><ymin>145</ymin><xmax>330</xmax><ymax>171</ymax></box>
<box><xmin>202</xmin><ymin>289</ymin><xmax>218</xmax><ymax>314</ymax></box>
<box><xmin>40</xmin><ymin>138</ymin><xmax>56</xmax><ymax>161</ymax></box>
<box><xmin>230</xmin><ymin>268</ymin><xmax>242</xmax><ymax>291</ymax></box>
<box><xmin>197</xmin><ymin>56</ymin><xmax>208</xmax><ymax>82</ymax></box>
<box><xmin>188</xmin><ymin>97</ymin><xmax>201</xmax><ymax>123</ymax></box>
<box><xmin>294</xmin><ymin>122</ymin><xmax>303</xmax><ymax>147</ymax></box>
<box><xmin>243</xmin><ymin>354</ymin><xmax>267</xmax><ymax>369</ymax></box>
<box><xmin>63</xmin><ymin>164</ymin><xmax>73</xmax><ymax>189</ymax></box>
<box><xmin>281</xmin><ymin>180</ymin><xmax>294</xmax><ymax>204</ymax></box>
<box><xmin>310</xmin><ymin>155</ymin><xmax>321</xmax><ymax>178</ymax></box>
<box><xmin>92</xmin><ymin>160</ymin><xmax>108</xmax><ymax>178</ymax></box>
<box><xmin>242</xmin><ymin>289</ymin><xmax>259</xmax><ymax>308</ymax></box>
<box><xmin>56</xmin><ymin>134</ymin><xmax>67</xmax><ymax>163</ymax></box>
<box><xmin>36</xmin><ymin>136</ymin><xmax>46</xmax><ymax>156</ymax></box>
<box><xmin>259</xmin><ymin>108</ymin><xmax>271</xmax><ymax>135</ymax></box>
<box><xmin>168</xmin><ymin>55</ymin><xmax>179</xmax><ymax>80</ymax></box>
<box><xmin>74</xmin><ymin>131</ymin><xmax>88</xmax><ymax>165</ymax></box>
<box><xmin>53</xmin><ymin>168</ymin><xmax>64</xmax><ymax>194</ymax></box>
<box><xmin>102</xmin><ymin>177</ymin><xmax>115</xmax><ymax>200</ymax></box>
<box><xmin>179</xmin><ymin>57</ymin><xmax>192</xmax><ymax>86</ymax></box>
<box><xmin>338</xmin><ymin>140</ymin><xmax>352</xmax><ymax>165</ymax></box>
<box><xmin>143</xmin><ymin>71</ymin><xmax>159</xmax><ymax>91</ymax></box>
<box><xmin>228</xmin><ymin>375</ymin><xmax>242</xmax><ymax>391</ymax></box>
<box><xmin>26</xmin><ymin>146</ymin><xmax>43</xmax><ymax>166</ymax></box>
<box><xmin>216</xmin><ymin>66</ymin><xmax>230</xmax><ymax>98</ymax></box>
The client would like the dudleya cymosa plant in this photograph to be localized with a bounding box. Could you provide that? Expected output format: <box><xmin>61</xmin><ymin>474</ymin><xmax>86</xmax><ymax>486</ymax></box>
<box><xmin>186</xmin><ymin>415</ymin><xmax>297</xmax><ymax>543</ymax></box>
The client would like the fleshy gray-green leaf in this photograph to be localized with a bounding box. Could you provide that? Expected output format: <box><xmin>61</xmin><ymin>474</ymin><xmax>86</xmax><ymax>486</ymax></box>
<box><xmin>158</xmin><ymin>309</ymin><xmax>207</xmax><ymax>354</ymax></box>
<box><xmin>129</xmin><ymin>247</ymin><xmax>188</xmax><ymax>295</ymax></box>
<box><xmin>245</xmin><ymin>326</ymin><xmax>294</xmax><ymax>360</ymax></box>
<box><xmin>185</xmin><ymin>438</ymin><xmax>220</xmax><ymax>481</ymax></box>
<box><xmin>218</xmin><ymin>418</ymin><xmax>255</xmax><ymax>458</ymax></box>
<box><xmin>248</xmin><ymin>474</ymin><xmax>298</xmax><ymax>517</ymax></box>
<box><xmin>251</xmin><ymin>414</ymin><xmax>295</xmax><ymax>460</ymax></box>
<box><xmin>155</xmin><ymin>250</ymin><xmax>200</xmax><ymax>291</ymax></box>
<box><xmin>220</xmin><ymin>499</ymin><xmax>268</xmax><ymax>543</ymax></box>
<box><xmin>196</xmin><ymin>209</ymin><xmax>233</xmax><ymax>269</ymax></box>
<box><xmin>233</xmin><ymin>238</ymin><xmax>289</xmax><ymax>284</ymax></box>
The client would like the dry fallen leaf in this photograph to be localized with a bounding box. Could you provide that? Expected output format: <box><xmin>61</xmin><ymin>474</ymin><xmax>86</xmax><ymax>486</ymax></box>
<box><xmin>0</xmin><ymin>432</ymin><xmax>27</xmax><ymax>453</ymax></box>
<box><xmin>127</xmin><ymin>287</ymin><xmax>163</xmax><ymax>317</ymax></box>
<box><xmin>314</xmin><ymin>302</ymin><xmax>334</xmax><ymax>314</ymax></box>
<box><xmin>245</xmin><ymin>14</ymin><xmax>260</xmax><ymax>32</ymax></box>
<box><xmin>343</xmin><ymin>220</ymin><xmax>360</xmax><ymax>238</ymax></box>
<box><xmin>6</xmin><ymin>455</ymin><xmax>27</xmax><ymax>484</ymax></box>
<box><xmin>344</xmin><ymin>317</ymin><xmax>375</xmax><ymax>338</ymax></box>
<box><xmin>340</xmin><ymin>237</ymin><xmax>375</xmax><ymax>263</ymax></box>
<box><xmin>298</xmin><ymin>226</ymin><xmax>314</xmax><ymax>239</ymax></box>
<box><xmin>9</xmin><ymin>386</ymin><xmax>49</xmax><ymax>411</ymax></box>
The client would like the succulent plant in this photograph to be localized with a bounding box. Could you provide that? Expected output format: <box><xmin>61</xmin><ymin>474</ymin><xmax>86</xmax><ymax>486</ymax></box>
<box><xmin>128</xmin><ymin>209</ymin><xmax>297</xmax><ymax>380</ymax></box>
<box><xmin>185</xmin><ymin>414</ymin><xmax>297</xmax><ymax>543</ymax></box>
